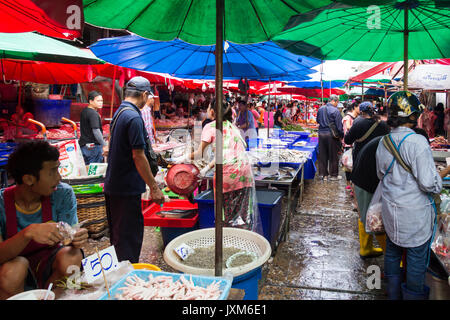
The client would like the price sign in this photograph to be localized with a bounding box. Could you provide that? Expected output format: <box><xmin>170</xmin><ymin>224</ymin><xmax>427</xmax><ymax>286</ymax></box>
<box><xmin>174</xmin><ymin>243</ymin><xmax>195</xmax><ymax>260</ymax></box>
<box><xmin>82</xmin><ymin>246</ymin><xmax>119</xmax><ymax>283</ymax></box>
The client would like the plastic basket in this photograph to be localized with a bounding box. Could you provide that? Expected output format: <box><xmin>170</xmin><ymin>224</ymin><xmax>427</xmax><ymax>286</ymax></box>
<box><xmin>132</xmin><ymin>263</ymin><xmax>161</xmax><ymax>271</ymax></box>
<box><xmin>98</xmin><ymin>270</ymin><xmax>232</xmax><ymax>300</ymax></box>
<box><xmin>163</xmin><ymin>227</ymin><xmax>271</xmax><ymax>277</ymax></box>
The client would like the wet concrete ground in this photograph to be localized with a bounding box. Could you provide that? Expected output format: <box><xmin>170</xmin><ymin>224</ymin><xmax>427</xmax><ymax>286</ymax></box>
<box><xmin>82</xmin><ymin>169</ymin><xmax>389</xmax><ymax>300</ymax></box>
<box><xmin>258</xmin><ymin>173</ymin><xmax>386</xmax><ymax>300</ymax></box>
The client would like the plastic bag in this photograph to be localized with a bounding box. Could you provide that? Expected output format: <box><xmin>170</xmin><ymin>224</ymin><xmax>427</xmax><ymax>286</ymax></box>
<box><xmin>341</xmin><ymin>148</ymin><xmax>353</xmax><ymax>171</ymax></box>
<box><xmin>52</xmin><ymin>139</ymin><xmax>87</xmax><ymax>178</ymax></box>
<box><xmin>365</xmin><ymin>182</ymin><xmax>385</xmax><ymax>233</ymax></box>
<box><xmin>57</xmin><ymin>261</ymin><xmax>135</xmax><ymax>300</ymax></box>
<box><xmin>206</xmin><ymin>122</ymin><xmax>262</xmax><ymax>235</ymax></box>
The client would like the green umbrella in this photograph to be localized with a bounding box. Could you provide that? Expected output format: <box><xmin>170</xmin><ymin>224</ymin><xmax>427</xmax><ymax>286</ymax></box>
<box><xmin>273</xmin><ymin>1</ymin><xmax>450</xmax><ymax>89</ymax></box>
<box><xmin>0</xmin><ymin>32</ymin><xmax>101</xmax><ymax>64</ymax></box>
<box><xmin>83</xmin><ymin>0</ymin><xmax>334</xmax><ymax>45</ymax></box>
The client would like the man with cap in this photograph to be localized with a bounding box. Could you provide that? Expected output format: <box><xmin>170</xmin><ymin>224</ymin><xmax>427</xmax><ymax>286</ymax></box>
<box><xmin>104</xmin><ymin>76</ymin><xmax>165</xmax><ymax>263</ymax></box>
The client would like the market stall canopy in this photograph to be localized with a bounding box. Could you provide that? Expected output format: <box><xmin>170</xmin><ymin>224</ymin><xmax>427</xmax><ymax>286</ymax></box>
<box><xmin>93</xmin><ymin>63</ymin><xmax>185</xmax><ymax>87</ymax></box>
<box><xmin>83</xmin><ymin>0</ymin><xmax>338</xmax><ymax>45</ymax></box>
<box><xmin>288</xmin><ymin>80</ymin><xmax>346</xmax><ymax>88</ymax></box>
<box><xmin>89</xmin><ymin>36</ymin><xmax>319</xmax><ymax>80</ymax></box>
<box><xmin>408</xmin><ymin>64</ymin><xmax>450</xmax><ymax>89</ymax></box>
<box><xmin>0</xmin><ymin>32</ymin><xmax>101</xmax><ymax>64</ymax></box>
<box><xmin>0</xmin><ymin>0</ymin><xmax>81</xmax><ymax>40</ymax></box>
<box><xmin>278</xmin><ymin>86</ymin><xmax>346</xmax><ymax>98</ymax></box>
<box><xmin>273</xmin><ymin>1</ymin><xmax>450</xmax><ymax>61</ymax></box>
<box><xmin>348</xmin><ymin>62</ymin><xmax>397</xmax><ymax>83</ymax></box>
<box><xmin>0</xmin><ymin>58</ymin><xmax>97</xmax><ymax>84</ymax></box>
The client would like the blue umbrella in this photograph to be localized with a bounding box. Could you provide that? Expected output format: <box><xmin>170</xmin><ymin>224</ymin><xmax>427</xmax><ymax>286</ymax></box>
<box><xmin>89</xmin><ymin>35</ymin><xmax>320</xmax><ymax>80</ymax></box>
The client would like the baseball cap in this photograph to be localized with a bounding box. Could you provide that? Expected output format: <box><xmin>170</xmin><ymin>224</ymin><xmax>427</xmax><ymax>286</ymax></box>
<box><xmin>359</xmin><ymin>101</ymin><xmax>373</xmax><ymax>113</ymax></box>
<box><xmin>126</xmin><ymin>76</ymin><xmax>155</xmax><ymax>97</ymax></box>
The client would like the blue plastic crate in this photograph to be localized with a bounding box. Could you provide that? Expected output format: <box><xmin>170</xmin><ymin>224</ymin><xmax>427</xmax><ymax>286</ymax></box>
<box><xmin>98</xmin><ymin>270</ymin><xmax>232</xmax><ymax>300</ymax></box>
<box><xmin>194</xmin><ymin>189</ymin><xmax>285</xmax><ymax>249</ymax></box>
<box><xmin>34</xmin><ymin>99</ymin><xmax>71</xmax><ymax>127</ymax></box>
<box><xmin>161</xmin><ymin>222</ymin><xmax>199</xmax><ymax>248</ymax></box>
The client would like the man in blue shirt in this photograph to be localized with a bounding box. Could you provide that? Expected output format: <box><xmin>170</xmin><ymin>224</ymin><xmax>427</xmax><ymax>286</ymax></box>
<box><xmin>104</xmin><ymin>76</ymin><xmax>165</xmax><ymax>263</ymax></box>
<box><xmin>316</xmin><ymin>95</ymin><xmax>344</xmax><ymax>181</ymax></box>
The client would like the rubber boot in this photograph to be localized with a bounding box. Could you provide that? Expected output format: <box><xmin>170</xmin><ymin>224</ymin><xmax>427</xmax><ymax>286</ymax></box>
<box><xmin>401</xmin><ymin>283</ymin><xmax>430</xmax><ymax>300</ymax></box>
<box><xmin>385</xmin><ymin>274</ymin><xmax>403</xmax><ymax>300</ymax></box>
<box><xmin>358</xmin><ymin>220</ymin><xmax>383</xmax><ymax>259</ymax></box>
<box><xmin>375</xmin><ymin>234</ymin><xmax>387</xmax><ymax>253</ymax></box>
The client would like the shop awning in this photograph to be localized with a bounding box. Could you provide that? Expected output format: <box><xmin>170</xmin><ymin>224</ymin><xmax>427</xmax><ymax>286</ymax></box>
<box><xmin>348</xmin><ymin>62</ymin><xmax>396</xmax><ymax>83</ymax></box>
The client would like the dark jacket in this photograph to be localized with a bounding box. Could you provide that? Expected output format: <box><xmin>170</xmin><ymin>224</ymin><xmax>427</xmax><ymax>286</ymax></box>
<box><xmin>351</xmin><ymin>136</ymin><xmax>383</xmax><ymax>194</ymax></box>
<box><xmin>317</xmin><ymin>103</ymin><xmax>344</xmax><ymax>137</ymax></box>
<box><xmin>344</xmin><ymin>116</ymin><xmax>390</xmax><ymax>164</ymax></box>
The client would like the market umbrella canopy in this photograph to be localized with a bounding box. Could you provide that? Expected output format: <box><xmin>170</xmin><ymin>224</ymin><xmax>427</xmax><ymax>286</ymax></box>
<box><xmin>83</xmin><ymin>0</ymin><xmax>338</xmax><ymax>45</ymax></box>
<box><xmin>0</xmin><ymin>32</ymin><xmax>102</xmax><ymax>64</ymax></box>
<box><xmin>90</xmin><ymin>35</ymin><xmax>319</xmax><ymax>80</ymax></box>
<box><xmin>278</xmin><ymin>86</ymin><xmax>346</xmax><ymax>98</ymax></box>
<box><xmin>0</xmin><ymin>59</ymin><xmax>98</xmax><ymax>84</ymax></box>
<box><xmin>0</xmin><ymin>0</ymin><xmax>80</xmax><ymax>40</ymax></box>
<box><xmin>272</xmin><ymin>1</ymin><xmax>450</xmax><ymax>62</ymax></box>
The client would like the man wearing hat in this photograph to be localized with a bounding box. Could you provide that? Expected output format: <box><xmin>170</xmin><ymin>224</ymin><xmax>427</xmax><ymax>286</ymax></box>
<box><xmin>104</xmin><ymin>76</ymin><xmax>165</xmax><ymax>263</ymax></box>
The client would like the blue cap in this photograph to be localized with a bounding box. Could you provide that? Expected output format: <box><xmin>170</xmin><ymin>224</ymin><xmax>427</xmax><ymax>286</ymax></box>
<box><xmin>359</xmin><ymin>101</ymin><xmax>373</xmax><ymax>113</ymax></box>
<box><xmin>125</xmin><ymin>76</ymin><xmax>154</xmax><ymax>96</ymax></box>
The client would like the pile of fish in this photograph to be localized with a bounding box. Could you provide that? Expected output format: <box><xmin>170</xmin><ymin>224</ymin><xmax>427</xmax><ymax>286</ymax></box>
<box><xmin>115</xmin><ymin>274</ymin><xmax>222</xmax><ymax>300</ymax></box>
<box><xmin>248</xmin><ymin>149</ymin><xmax>311</xmax><ymax>164</ymax></box>
<box><xmin>253</xmin><ymin>166</ymin><xmax>298</xmax><ymax>181</ymax></box>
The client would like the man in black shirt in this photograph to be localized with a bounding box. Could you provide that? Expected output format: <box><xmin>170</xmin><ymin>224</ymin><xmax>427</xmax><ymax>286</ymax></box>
<box><xmin>79</xmin><ymin>91</ymin><xmax>106</xmax><ymax>165</ymax></box>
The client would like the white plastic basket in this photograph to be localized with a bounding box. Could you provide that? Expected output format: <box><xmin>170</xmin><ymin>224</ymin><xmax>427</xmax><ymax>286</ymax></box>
<box><xmin>163</xmin><ymin>227</ymin><xmax>271</xmax><ymax>277</ymax></box>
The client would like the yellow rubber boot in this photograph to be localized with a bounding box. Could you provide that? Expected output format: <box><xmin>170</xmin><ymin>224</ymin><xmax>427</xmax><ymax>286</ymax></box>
<box><xmin>375</xmin><ymin>234</ymin><xmax>386</xmax><ymax>253</ymax></box>
<box><xmin>358</xmin><ymin>219</ymin><xmax>383</xmax><ymax>258</ymax></box>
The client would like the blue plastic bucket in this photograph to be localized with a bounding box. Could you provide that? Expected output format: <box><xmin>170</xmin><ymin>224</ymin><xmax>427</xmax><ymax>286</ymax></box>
<box><xmin>232</xmin><ymin>267</ymin><xmax>262</xmax><ymax>300</ymax></box>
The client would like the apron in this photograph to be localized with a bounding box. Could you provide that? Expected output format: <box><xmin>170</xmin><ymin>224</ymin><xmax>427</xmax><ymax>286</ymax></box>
<box><xmin>3</xmin><ymin>186</ymin><xmax>60</xmax><ymax>288</ymax></box>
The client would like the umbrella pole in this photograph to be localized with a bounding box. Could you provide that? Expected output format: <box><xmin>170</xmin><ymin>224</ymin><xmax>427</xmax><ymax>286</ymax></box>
<box><xmin>403</xmin><ymin>6</ymin><xmax>409</xmax><ymax>91</ymax></box>
<box><xmin>110</xmin><ymin>65</ymin><xmax>117</xmax><ymax>120</ymax></box>
<box><xmin>214</xmin><ymin>0</ymin><xmax>224</xmax><ymax>277</ymax></box>
<box><xmin>268</xmin><ymin>78</ymin><xmax>271</xmax><ymax>138</ymax></box>
<box><xmin>320</xmin><ymin>61</ymin><xmax>324</xmax><ymax>103</ymax></box>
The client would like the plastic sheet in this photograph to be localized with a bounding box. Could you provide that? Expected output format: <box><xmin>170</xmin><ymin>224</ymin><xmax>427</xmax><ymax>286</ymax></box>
<box><xmin>204</xmin><ymin>121</ymin><xmax>262</xmax><ymax>235</ymax></box>
<box><xmin>57</xmin><ymin>261</ymin><xmax>135</xmax><ymax>300</ymax></box>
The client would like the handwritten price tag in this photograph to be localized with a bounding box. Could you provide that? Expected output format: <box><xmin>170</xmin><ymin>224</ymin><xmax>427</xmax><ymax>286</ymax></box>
<box><xmin>174</xmin><ymin>243</ymin><xmax>195</xmax><ymax>260</ymax></box>
<box><xmin>82</xmin><ymin>246</ymin><xmax>119</xmax><ymax>284</ymax></box>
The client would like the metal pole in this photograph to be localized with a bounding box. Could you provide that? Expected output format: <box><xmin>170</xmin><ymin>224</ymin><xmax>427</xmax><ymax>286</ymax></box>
<box><xmin>320</xmin><ymin>61</ymin><xmax>324</xmax><ymax>103</ymax></box>
<box><xmin>214</xmin><ymin>0</ymin><xmax>224</xmax><ymax>277</ymax></box>
<box><xmin>362</xmin><ymin>81</ymin><xmax>364</xmax><ymax>100</ymax></box>
<box><xmin>110</xmin><ymin>65</ymin><xmax>117</xmax><ymax>120</ymax></box>
<box><xmin>267</xmin><ymin>78</ymin><xmax>271</xmax><ymax>139</ymax></box>
<box><xmin>404</xmin><ymin>5</ymin><xmax>409</xmax><ymax>91</ymax></box>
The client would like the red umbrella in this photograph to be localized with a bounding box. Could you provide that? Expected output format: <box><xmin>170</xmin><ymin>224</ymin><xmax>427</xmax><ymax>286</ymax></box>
<box><xmin>0</xmin><ymin>0</ymin><xmax>80</xmax><ymax>40</ymax></box>
<box><xmin>0</xmin><ymin>58</ymin><xmax>97</xmax><ymax>84</ymax></box>
<box><xmin>278</xmin><ymin>87</ymin><xmax>346</xmax><ymax>98</ymax></box>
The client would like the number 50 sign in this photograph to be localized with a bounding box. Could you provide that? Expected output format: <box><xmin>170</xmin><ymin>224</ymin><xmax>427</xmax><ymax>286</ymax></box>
<box><xmin>82</xmin><ymin>246</ymin><xmax>119</xmax><ymax>283</ymax></box>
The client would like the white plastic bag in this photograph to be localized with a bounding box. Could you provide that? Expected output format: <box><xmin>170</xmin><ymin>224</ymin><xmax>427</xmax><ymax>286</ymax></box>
<box><xmin>341</xmin><ymin>148</ymin><xmax>353</xmax><ymax>171</ymax></box>
<box><xmin>53</xmin><ymin>139</ymin><xmax>87</xmax><ymax>178</ymax></box>
<box><xmin>365</xmin><ymin>182</ymin><xmax>385</xmax><ymax>233</ymax></box>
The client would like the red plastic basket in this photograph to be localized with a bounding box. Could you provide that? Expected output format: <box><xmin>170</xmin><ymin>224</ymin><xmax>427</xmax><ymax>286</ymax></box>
<box><xmin>143</xmin><ymin>199</ymin><xmax>198</xmax><ymax>228</ymax></box>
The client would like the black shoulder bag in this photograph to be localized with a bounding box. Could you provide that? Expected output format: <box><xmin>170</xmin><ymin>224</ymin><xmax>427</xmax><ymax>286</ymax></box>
<box><xmin>110</xmin><ymin>107</ymin><xmax>159</xmax><ymax>177</ymax></box>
